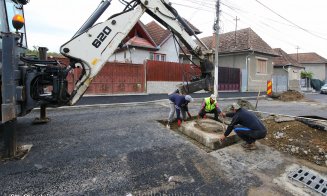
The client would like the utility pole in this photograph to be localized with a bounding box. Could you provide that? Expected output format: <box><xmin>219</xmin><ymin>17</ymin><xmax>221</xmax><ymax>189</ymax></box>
<box><xmin>234</xmin><ymin>16</ymin><xmax>240</xmax><ymax>46</ymax></box>
<box><xmin>214</xmin><ymin>0</ymin><xmax>220</xmax><ymax>100</ymax></box>
<box><xmin>296</xmin><ymin>46</ymin><xmax>300</xmax><ymax>61</ymax></box>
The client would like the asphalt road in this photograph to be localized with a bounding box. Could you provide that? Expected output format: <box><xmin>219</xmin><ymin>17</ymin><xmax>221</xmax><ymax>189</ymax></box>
<box><xmin>0</xmin><ymin>93</ymin><xmax>325</xmax><ymax>195</ymax></box>
<box><xmin>76</xmin><ymin>92</ymin><xmax>259</xmax><ymax>105</ymax></box>
<box><xmin>0</xmin><ymin>103</ymin><xmax>258</xmax><ymax>195</ymax></box>
<box><xmin>305</xmin><ymin>92</ymin><xmax>327</xmax><ymax>103</ymax></box>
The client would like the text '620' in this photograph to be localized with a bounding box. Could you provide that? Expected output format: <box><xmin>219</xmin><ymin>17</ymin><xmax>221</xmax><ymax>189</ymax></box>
<box><xmin>92</xmin><ymin>26</ymin><xmax>112</xmax><ymax>48</ymax></box>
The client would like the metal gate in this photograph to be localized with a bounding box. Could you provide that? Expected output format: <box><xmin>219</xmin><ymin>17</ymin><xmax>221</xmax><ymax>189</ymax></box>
<box><xmin>273</xmin><ymin>75</ymin><xmax>288</xmax><ymax>92</ymax></box>
<box><xmin>65</xmin><ymin>61</ymin><xmax>146</xmax><ymax>94</ymax></box>
<box><xmin>218</xmin><ymin>67</ymin><xmax>241</xmax><ymax>91</ymax></box>
<box><xmin>146</xmin><ymin>61</ymin><xmax>241</xmax><ymax>92</ymax></box>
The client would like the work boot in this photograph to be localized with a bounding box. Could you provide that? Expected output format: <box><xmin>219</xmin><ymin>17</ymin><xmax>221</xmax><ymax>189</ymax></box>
<box><xmin>243</xmin><ymin>143</ymin><xmax>257</xmax><ymax>151</ymax></box>
<box><xmin>241</xmin><ymin>142</ymin><xmax>249</xmax><ymax>148</ymax></box>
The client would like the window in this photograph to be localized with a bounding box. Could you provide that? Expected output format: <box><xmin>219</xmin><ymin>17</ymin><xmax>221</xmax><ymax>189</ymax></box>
<box><xmin>256</xmin><ymin>58</ymin><xmax>267</xmax><ymax>74</ymax></box>
<box><xmin>3</xmin><ymin>0</ymin><xmax>27</xmax><ymax>48</ymax></box>
<box><xmin>161</xmin><ymin>55</ymin><xmax>166</xmax><ymax>61</ymax></box>
<box><xmin>149</xmin><ymin>52</ymin><xmax>166</xmax><ymax>62</ymax></box>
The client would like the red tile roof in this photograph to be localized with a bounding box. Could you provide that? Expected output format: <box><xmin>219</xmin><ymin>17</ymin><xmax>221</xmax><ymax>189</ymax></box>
<box><xmin>288</xmin><ymin>53</ymin><xmax>327</xmax><ymax>64</ymax></box>
<box><xmin>144</xmin><ymin>20</ymin><xmax>201</xmax><ymax>46</ymax></box>
<box><xmin>119</xmin><ymin>19</ymin><xmax>201</xmax><ymax>50</ymax></box>
<box><xmin>145</xmin><ymin>21</ymin><xmax>171</xmax><ymax>46</ymax></box>
<box><xmin>200</xmin><ymin>28</ymin><xmax>277</xmax><ymax>56</ymax></box>
<box><xmin>121</xmin><ymin>21</ymin><xmax>156</xmax><ymax>49</ymax></box>
<box><xmin>126</xmin><ymin>36</ymin><xmax>156</xmax><ymax>49</ymax></box>
<box><xmin>273</xmin><ymin>48</ymin><xmax>303</xmax><ymax>68</ymax></box>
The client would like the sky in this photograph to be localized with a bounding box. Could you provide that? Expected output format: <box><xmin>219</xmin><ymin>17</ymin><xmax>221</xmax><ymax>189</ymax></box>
<box><xmin>23</xmin><ymin>0</ymin><xmax>327</xmax><ymax>58</ymax></box>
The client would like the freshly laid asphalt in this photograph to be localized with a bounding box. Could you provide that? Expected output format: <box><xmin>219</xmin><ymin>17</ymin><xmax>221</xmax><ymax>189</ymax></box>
<box><xmin>0</xmin><ymin>92</ymin><xmax>326</xmax><ymax>195</ymax></box>
<box><xmin>76</xmin><ymin>92</ymin><xmax>260</xmax><ymax>105</ymax></box>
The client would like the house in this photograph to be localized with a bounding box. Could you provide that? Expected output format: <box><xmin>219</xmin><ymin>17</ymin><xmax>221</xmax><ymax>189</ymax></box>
<box><xmin>198</xmin><ymin>28</ymin><xmax>278</xmax><ymax>92</ymax></box>
<box><xmin>288</xmin><ymin>53</ymin><xmax>327</xmax><ymax>82</ymax></box>
<box><xmin>109</xmin><ymin>20</ymin><xmax>201</xmax><ymax>64</ymax></box>
<box><xmin>272</xmin><ymin>48</ymin><xmax>304</xmax><ymax>92</ymax></box>
<box><xmin>109</xmin><ymin>25</ymin><xmax>278</xmax><ymax>93</ymax></box>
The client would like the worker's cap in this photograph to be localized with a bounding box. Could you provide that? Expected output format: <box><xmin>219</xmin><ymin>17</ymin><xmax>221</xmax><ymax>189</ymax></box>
<box><xmin>210</xmin><ymin>94</ymin><xmax>216</xmax><ymax>100</ymax></box>
<box><xmin>230</xmin><ymin>103</ymin><xmax>241</xmax><ymax>110</ymax></box>
<box><xmin>185</xmin><ymin>95</ymin><xmax>194</xmax><ymax>102</ymax></box>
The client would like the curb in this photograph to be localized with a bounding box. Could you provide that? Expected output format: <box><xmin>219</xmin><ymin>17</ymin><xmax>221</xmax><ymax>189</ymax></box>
<box><xmin>33</xmin><ymin>96</ymin><xmax>266</xmax><ymax>111</ymax></box>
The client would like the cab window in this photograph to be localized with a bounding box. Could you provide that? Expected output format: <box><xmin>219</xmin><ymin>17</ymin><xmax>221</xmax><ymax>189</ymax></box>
<box><xmin>4</xmin><ymin>0</ymin><xmax>27</xmax><ymax>48</ymax></box>
<box><xmin>0</xmin><ymin>1</ymin><xmax>6</xmax><ymax>49</ymax></box>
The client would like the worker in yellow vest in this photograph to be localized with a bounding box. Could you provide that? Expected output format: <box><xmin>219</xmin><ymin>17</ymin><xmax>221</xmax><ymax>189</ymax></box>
<box><xmin>198</xmin><ymin>94</ymin><xmax>224</xmax><ymax>121</ymax></box>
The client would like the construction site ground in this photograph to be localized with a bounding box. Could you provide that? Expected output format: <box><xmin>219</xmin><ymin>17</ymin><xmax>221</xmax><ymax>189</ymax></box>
<box><xmin>162</xmin><ymin>91</ymin><xmax>327</xmax><ymax>168</ymax></box>
<box><xmin>1</xmin><ymin>92</ymin><xmax>327</xmax><ymax>195</ymax></box>
<box><xmin>164</xmin><ymin>115</ymin><xmax>327</xmax><ymax>167</ymax></box>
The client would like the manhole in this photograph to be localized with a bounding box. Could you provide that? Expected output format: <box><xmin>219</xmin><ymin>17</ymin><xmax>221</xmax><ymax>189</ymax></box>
<box><xmin>158</xmin><ymin>119</ymin><xmax>239</xmax><ymax>152</ymax></box>
<box><xmin>288</xmin><ymin>168</ymin><xmax>327</xmax><ymax>195</ymax></box>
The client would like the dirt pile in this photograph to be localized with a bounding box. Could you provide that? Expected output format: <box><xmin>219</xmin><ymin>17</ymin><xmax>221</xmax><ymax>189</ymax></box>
<box><xmin>277</xmin><ymin>90</ymin><xmax>304</xmax><ymax>101</ymax></box>
<box><xmin>262</xmin><ymin>117</ymin><xmax>327</xmax><ymax>167</ymax></box>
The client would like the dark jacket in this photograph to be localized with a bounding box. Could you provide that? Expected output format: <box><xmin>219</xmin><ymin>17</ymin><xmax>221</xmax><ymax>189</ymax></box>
<box><xmin>224</xmin><ymin>108</ymin><xmax>266</xmax><ymax>136</ymax></box>
<box><xmin>169</xmin><ymin>94</ymin><xmax>189</xmax><ymax>119</ymax></box>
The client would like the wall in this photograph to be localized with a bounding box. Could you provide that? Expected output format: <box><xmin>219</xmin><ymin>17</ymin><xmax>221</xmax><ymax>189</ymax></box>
<box><xmin>218</xmin><ymin>52</ymin><xmax>275</xmax><ymax>92</ymax></box>
<box><xmin>108</xmin><ymin>49</ymin><xmax>150</xmax><ymax>64</ymax></box>
<box><xmin>288</xmin><ymin>67</ymin><xmax>303</xmax><ymax>91</ymax></box>
<box><xmin>147</xmin><ymin>81</ymin><xmax>182</xmax><ymax>94</ymax></box>
<box><xmin>159</xmin><ymin>36</ymin><xmax>179</xmax><ymax>62</ymax></box>
<box><xmin>218</xmin><ymin>53</ymin><xmax>247</xmax><ymax>92</ymax></box>
<box><xmin>108</xmin><ymin>37</ymin><xmax>179</xmax><ymax>64</ymax></box>
<box><xmin>65</xmin><ymin>61</ymin><xmax>146</xmax><ymax>95</ymax></box>
<box><xmin>273</xmin><ymin>68</ymin><xmax>288</xmax><ymax>92</ymax></box>
<box><xmin>303</xmin><ymin>63</ymin><xmax>326</xmax><ymax>81</ymax></box>
<box><xmin>247</xmin><ymin>54</ymin><xmax>274</xmax><ymax>92</ymax></box>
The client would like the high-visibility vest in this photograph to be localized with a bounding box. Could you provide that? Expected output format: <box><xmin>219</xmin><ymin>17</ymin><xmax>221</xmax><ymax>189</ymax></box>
<box><xmin>204</xmin><ymin>97</ymin><xmax>216</xmax><ymax>112</ymax></box>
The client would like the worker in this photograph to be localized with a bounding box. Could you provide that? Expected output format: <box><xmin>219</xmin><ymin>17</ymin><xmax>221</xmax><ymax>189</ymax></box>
<box><xmin>198</xmin><ymin>94</ymin><xmax>223</xmax><ymax>121</ymax></box>
<box><xmin>167</xmin><ymin>91</ymin><xmax>193</xmax><ymax>128</ymax></box>
<box><xmin>220</xmin><ymin>103</ymin><xmax>267</xmax><ymax>150</ymax></box>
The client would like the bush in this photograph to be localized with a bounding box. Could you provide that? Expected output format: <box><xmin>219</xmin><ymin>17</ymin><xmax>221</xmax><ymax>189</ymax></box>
<box><xmin>310</xmin><ymin>79</ymin><xmax>324</xmax><ymax>90</ymax></box>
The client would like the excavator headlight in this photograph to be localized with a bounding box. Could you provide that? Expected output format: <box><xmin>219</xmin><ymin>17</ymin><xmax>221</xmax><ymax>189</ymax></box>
<box><xmin>12</xmin><ymin>14</ymin><xmax>25</xmax><ymax>31</ymax></box>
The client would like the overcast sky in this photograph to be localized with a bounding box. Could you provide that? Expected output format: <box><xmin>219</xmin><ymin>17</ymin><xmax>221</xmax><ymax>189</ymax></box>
<box><xmin>24</xmin><ymin>0</ymin><xmax>327</xmax><ymax>58</ymax></box>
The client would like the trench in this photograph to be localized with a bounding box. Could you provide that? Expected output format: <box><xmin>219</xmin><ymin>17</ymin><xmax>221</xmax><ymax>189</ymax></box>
<box><xmin>297</xmin><ymin>115</ymin><xmax>327</xmax><ymax>131</ymax></box>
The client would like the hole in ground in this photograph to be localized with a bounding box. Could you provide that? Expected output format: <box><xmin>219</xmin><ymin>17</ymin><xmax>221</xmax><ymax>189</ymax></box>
<box><xmin>158</xmin><ymin>119</ymin><xmax>239</xmax><ymax>152</ymax></box>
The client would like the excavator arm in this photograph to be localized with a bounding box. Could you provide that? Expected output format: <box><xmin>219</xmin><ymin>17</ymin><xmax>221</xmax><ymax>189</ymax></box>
<box><xmin>1</xmin><ymin>0</ymin><xmax>215</xmax><ymax>122</ymax></box>
<box><xmin>60</xmin><ymin>0</ymin><xmax>214</xmax><ymax>105</ymax></box>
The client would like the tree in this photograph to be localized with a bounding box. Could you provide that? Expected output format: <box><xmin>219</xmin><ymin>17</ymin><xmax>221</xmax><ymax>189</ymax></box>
<box><xmin>25</xmin><ymin>46</ymin><xmax>62</xmax><ymax>58</ymax></box>
<box><xmin>301</xmin><ymin>71</ymin><xmax>314</xmax><ymax>89</ymax></box>
<box><xmin>300</xmin><ymin>71</ymin><xmax>313</xmax><ymax>79</ymax></box>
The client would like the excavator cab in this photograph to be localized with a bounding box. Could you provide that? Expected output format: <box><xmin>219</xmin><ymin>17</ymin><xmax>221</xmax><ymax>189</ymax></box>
<box><xmin>0</xmin><ymin>0</ymin><xmax>27</xmax><ymax>47</ymax></box>
<box><xmin>1</xmin><ymin>0</ymin><xmax>28</xmax><ymax>123</ymax></box>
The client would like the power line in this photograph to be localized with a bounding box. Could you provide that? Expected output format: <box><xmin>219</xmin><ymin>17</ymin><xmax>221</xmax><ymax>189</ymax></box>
<box><xmin>218</xmin><ymin>1</ymin><xmax>317</xmax><ymax>51</ymax></box>
<box><xmin>254</xmin><ymin>0</ymin><xmax>327</xmax><ymax>41</ymax></box>
<box><xmin>170</xmin><ymin>0</ymin><xmax>324</xmax><ymax>54</ymax></box>
<box><xmin>171</xmin><ymin>2</ymin><xmax>214</xmax><ymax>13</ymax></box>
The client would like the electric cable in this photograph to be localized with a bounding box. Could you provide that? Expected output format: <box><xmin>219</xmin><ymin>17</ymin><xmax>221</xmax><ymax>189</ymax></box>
<box><xmin>254</xmin><ymin>0</ymin><xmax>327</xmax><ymax>41</ymax></box>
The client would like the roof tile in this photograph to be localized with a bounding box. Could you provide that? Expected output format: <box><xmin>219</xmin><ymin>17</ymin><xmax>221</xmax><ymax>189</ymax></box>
<box><xmin>273</xmin><ymin>48</ymin><xmax>303</xmax><ymax>68</ymax></box>
<box><xmin>288</xmin><ymin>53</ymin><xmax>327</xmax><ymax>64</ymax></box>
<box><xmin>200</xmin><ymin>28</ymin><xmax>277</xmax><ymax>56</ymax></box>
<box><xmin>145</xmin><ymin>21</ymin><xmax>171</xmax><ymax>46</ymax></box>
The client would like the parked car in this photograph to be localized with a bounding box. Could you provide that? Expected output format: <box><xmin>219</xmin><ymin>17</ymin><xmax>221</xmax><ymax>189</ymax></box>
<box><xmin>320</xmin><ymin>84</ymin><xmax>327</xmax><ymax>94</ymax></box>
